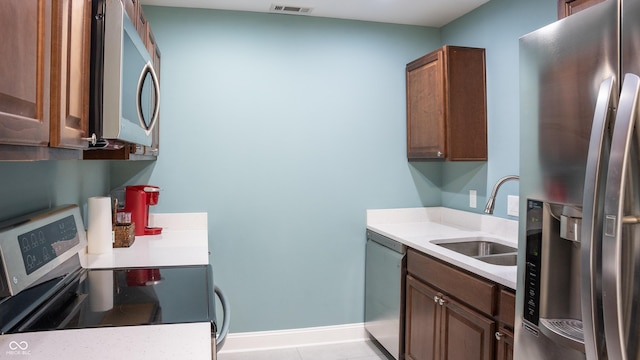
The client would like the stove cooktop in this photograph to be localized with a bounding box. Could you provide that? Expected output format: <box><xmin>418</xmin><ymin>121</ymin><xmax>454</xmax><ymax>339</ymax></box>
<box><xmin>0</xmin><ymin>264</ymin><xmax>215</xmax><ymax>334</ymax></box>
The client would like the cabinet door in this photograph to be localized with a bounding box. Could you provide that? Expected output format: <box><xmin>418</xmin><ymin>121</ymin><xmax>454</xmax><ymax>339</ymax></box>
<box><xmin>50</xmin><ymin>0</ymin><xmax>90</xmax><ymax>149</ymax></box>
<box><xmin>495</xmin><ymin>327</ymin><xmax>514</xmax><ymax>360</ymax></box>
<box><xmin>136</xmin><ymin>4</ymin><xmax>148</xmax><ymax>40</ymax></box>
<box><xmin>557</xmin><ymin>0</ymin><xmax>606</xmax><ymax>19</ymax></box>
<box><xmin>405</xmin><ymin>275</ymin><xmax>440</xmax><ymax>360</ymax></box>
<box><xmin>122</xmin><ymin>0</ymin><xmax>138</xmax><ymax>22</ymax></box>
<box><xmin>498</xmin><ymin>289</ymin><xmax>515</xmax><ymax>329</ymax></box>
<box><xmin>406</xmin><ymin>50</ymin><xmax>445</xmax><ymax>159</ymax></box>
<box><xmin>440</xmin><ymin>297</ymin><xmax>495</xmax><ymax>360</ymax></box>
<box><xmin>0</xmin><ymin>0</ymin><xmax>51</xmax><ymax>146</ymax></box>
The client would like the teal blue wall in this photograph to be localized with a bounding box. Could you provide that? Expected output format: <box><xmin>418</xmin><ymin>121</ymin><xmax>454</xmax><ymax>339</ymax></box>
<box><xmin>0</xmin><ymin>0</ymin><xmax>559</xmax><ymax>336</ymax></box>
<box><xmin>137</xmin><ymin>0</ymin><xmax>559</xmax><ymax>333</ymax></box>
<box><xmin>0</xmin><ymin>161</ymin><xmax>110</xmax><ymax>223</ymax></box>
<box><xmin>439</xmin><ymin>0</ymin><xmax>557</xmax><ymax>216</ymax></box>
<box><xmin>140</xmin><ymin>7</ymin><xmax>442</xmax><ymax>332</ymax></box>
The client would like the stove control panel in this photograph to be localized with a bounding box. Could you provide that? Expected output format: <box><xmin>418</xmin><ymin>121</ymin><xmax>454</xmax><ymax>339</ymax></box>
<box><xmin>0</xmin><ymin>205</ymin><xmax>87</xmax><ymax>297</ymax></box>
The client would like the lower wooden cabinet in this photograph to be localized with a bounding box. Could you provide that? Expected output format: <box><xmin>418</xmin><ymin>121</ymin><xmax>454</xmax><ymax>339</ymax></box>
<box><xmin>405</xmin><ymin>275</ymin><xmax>494</xmax><ymax>360</ymax></box>
<box><xmin>405</xmin><ymin>249</ymin><xmax>515</xmax><ymax>360</ymax></box>
<box><xmin>495</xmin><ymin>327</ymin><xmax>514</xmax><ymax>360</ymax></box>
<box><xmin>405</xmin><ymin>275</ymin><xmax>439</xmax><ymax>360</ymax></box>
<box><xmin>443</xmin><ymin>298</ymin><xmax>495</xmax><ymax>360</ymax></box>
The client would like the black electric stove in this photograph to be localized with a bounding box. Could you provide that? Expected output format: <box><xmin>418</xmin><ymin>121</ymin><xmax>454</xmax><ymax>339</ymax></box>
<box><xmin>0</xmin><ymin>205</ymin><xmax>218</xmax><ymax>358</ymax></box>
<box><xmin>0</xmin><ymin>264</ymin><xmax>215</xmax><ymax>335</ymax></box>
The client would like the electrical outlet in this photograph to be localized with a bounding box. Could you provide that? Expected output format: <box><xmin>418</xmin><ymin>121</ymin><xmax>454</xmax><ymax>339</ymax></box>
<box><xmin>469</xmin><ymin>190</ymin><xmax>477</xmax><ymax>208</ymax></box>
<box><xmin>507</xmin><ymin>195</ymin><xmax>519</xmax><ymax>217</ymax></box>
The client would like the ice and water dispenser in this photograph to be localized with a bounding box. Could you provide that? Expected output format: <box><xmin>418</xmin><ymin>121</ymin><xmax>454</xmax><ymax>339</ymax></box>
<box><xmin>523</xmin><ymin>199</ymin><xmax>585</xmax><ymax>352</ymax></box>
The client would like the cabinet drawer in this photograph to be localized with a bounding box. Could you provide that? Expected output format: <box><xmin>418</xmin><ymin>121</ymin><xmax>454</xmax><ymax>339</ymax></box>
<box><xmin>499</xmin><ymin>289</ymin><xmax>516</xmax><ymax>329</ymax></box>
<box><xmin>407</xmin><ymin>249</ymin><xmax>497</xmax><ymax>315</ymax></box>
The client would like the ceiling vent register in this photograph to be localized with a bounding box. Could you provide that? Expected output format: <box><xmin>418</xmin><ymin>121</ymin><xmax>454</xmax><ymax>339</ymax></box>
<box><xmin>270</xmin><ymin>4</ymin><xmax>313</xmax><ymax>14</ymax></box>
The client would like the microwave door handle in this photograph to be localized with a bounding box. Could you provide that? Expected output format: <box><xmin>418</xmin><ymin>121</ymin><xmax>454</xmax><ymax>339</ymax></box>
<box><xmin>148</xmin><ymin>61</ymin><xmax>160</xmax><ymax>133</ymax></box>
<box><xmin>136</xmin><ymin>61</ymin><xmax>160</xmax><ymax>135</ymax></box>
<box><xmin>602</xmin><ymin>73</ymin><xmax>640</xmax><ymax>360</ymax></box>
<box><xmin>581</xmin><ymin>76</ymin><xmax>615</xmax><ymax>360</ymax></box>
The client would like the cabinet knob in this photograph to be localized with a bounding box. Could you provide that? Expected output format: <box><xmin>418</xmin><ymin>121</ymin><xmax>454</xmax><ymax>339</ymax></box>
<box><xmin>433</xmin><ymin>295</ymin><xmax>440</xmax><ymax>303</ymax></box>
<box><xmin>437</xmin><ymin>151</ymin><xmax>443</xmax><ymax>157</ymax></box>
<box><xmin>438</xmin><ymin>297</ymin><xmax>446</xmax><ymax>306</ymax></box>
<box><xmin>82</xmin><ymin>133</ymin><xmax>97</xmax><ymax>146</ymax></box>
<box><xmin>495</xmin><ymin>332</ymin><xmax>504</xmax><ymax>341</ymax></box>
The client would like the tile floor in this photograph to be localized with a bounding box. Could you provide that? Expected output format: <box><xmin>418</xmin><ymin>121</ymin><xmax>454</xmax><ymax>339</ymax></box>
<box><xmin>218</xmin><ymin>340</ymin><xmax>391</xmax><ymax>360</ymax></box>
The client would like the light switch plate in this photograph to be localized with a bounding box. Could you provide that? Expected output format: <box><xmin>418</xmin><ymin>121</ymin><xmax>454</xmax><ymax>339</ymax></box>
<box><xmin>507</xmin><ymin>195</ymin><xmax>519</xmax><ymax>217</ymax></box>
<box><xmin>469</xmin><ymin>190</ymin><xmax>477</xmax><ymax>208</ymax></box>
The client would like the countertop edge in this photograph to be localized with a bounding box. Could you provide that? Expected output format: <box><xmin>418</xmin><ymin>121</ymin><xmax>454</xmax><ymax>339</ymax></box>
<box><xmin>366</xmin><ymin>207</ymin><xmax>518</xmax><ymax>290</ymax></box>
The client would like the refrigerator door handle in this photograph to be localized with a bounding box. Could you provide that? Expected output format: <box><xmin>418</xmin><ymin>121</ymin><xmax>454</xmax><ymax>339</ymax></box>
<box><xmin>603</xmin><ymin>73</ymin><xmax>640</xmax><ymax>360</ymax></box>
<box><xmin>581</xmin><ymin>76</ymin><xmax>615</xmax><ymax>360</ymax></box>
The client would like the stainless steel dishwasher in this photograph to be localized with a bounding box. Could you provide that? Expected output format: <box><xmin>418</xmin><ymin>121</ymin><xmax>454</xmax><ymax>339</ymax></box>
<box><xmin>365</xmin><ymin>229</ymin><xmax>406</xmax><ymax>360</ymax></box>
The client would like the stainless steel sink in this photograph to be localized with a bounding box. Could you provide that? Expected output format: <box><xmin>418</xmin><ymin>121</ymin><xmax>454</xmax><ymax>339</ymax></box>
<box><xmin>474</xmin><ymin>254</ymin><xmax>517</xmax><ymax>266</ymax></box>
<box><xmin>433</xmin><ymin>237</ymin><xmax>517</xmax><ymax>266</ymax></box>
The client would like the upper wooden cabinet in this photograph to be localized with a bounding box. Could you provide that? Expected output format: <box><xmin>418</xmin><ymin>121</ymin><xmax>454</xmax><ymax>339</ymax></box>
<box><xmin>558</xmin><ymin>0</ymin><xmax>606</xmax><ymax>19</ymax></box>
<box><xmin>406</xmin><ymin>46</ymin><xmax>487</xmax><ymax>161</ymax></box>
<box><xmin>50</xmin><ymin>0</ymin><xmax>92</xmax><ymax>150</ymax></box>
<box><xmin>122</xmin><ymin>0</ymin><xmax>138</xmax><ymax>22</ymax></box>
<box><xmin>0</xmin><ymin>1</ymin><xmax>52</xmax><ymax>148</ymax></box>
<box><xmin>0</xmin><ymin>0</ymin><xmax>90</xmax><ymax>160</ymax></box>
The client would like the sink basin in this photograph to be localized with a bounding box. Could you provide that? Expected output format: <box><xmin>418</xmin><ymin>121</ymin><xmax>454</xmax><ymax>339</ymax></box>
<box><xmin>435</xmin><ymin>239</ymin><xmax>517</xmax><ymax>257</ymax></box>
<box><xmin>433</xmin><ymin>237</ymin><xmax>517</xmax><ymax>266</ymax></box>
<box><xmin>475</xmin><ymin>254</ymin><xmax>517</xmax><ymax>266</ymax></box>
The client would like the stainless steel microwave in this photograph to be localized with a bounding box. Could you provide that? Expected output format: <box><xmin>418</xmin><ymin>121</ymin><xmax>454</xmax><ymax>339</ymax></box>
<box><xmin>89</xmin><ymin>0</ymin><xmax>160</xmax><ymax>148</ymax></box>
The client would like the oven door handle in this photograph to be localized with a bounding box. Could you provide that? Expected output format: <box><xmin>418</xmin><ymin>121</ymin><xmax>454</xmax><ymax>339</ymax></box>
<box><xmin>212</xmin><ymin>284</ymin><xmax>230</xmax><ymax>357</ymax></box>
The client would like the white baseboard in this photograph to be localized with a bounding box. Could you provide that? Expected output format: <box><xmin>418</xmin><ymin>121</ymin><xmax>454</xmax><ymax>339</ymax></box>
<box><xmin>218</xmin><ymin>323</ymin><xmax>369</xmax><ymax>353</ymax></box>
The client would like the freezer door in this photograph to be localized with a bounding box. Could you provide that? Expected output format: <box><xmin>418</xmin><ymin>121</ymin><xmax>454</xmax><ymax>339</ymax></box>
<box><xmin>602</xmin><ymin>73</ymin><xmax>640</xmax><ymax>360</ymax></box>
<box><xmin>517</xmin><ymin>1</ymin><xmax>618</xmax><ymax>359</ymax></box>
<box><xmin>519</xmin><ymin>0</ymin><xmax>618</xmax><ymax>207</ymax></box>
<box><xmin>599</xmin><ymin>2</ymin><xmax>640</xmax><ymax>358</ymax></box>
<box><xmin>581</xmin><ymin>76</ymin><xmax>616</xmax><ymax>360</ymax></box>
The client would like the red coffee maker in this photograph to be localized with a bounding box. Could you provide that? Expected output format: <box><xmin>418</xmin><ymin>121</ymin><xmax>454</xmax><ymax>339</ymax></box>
<box><xmin>123</xmin><ymin>185</ymin><xmax>162</xmax><ymax>236</ymax></box>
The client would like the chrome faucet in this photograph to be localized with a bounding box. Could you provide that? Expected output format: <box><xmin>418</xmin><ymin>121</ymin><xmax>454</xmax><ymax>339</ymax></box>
<box><xmin>484</xmin><ymin>175</ymin><xmax>520</xmax><ymax>214</ymax></box>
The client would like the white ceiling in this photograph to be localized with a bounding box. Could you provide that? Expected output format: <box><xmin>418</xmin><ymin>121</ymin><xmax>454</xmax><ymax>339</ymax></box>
<box><xmin>139</xmin><ymin>0</ymin><xmax>491</xmax><ymax>27</ymax></box>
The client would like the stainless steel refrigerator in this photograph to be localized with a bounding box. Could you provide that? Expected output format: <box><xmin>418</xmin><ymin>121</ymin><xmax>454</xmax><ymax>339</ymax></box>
<box><xmin>517</xmin><ymin>0</ymin><xmax>640</xmax><ymax>359</ymax></box>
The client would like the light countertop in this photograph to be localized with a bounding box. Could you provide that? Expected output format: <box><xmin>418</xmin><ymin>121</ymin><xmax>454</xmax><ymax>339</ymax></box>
<box><xmin>367</xmin><ymin>207</ymin><xmax>518</xmax><ymax>289</ymax></box>
<box><xmin>0</xmin><ymin>213</ymin><xmax>213</xmax><ymax>360</ymax></box>
<box><xmin>0</xmin><ymin>323</ymin><xmax>212</xmax><ymax>360</ymax></box>
<box><xmin>81</xmin><ymin>212</ymin><xmax>209</xmax><ymax>269</ymax></box>
<box><xmin>33</xmin><ymin>212</ymin><xmax>215</xmax><ymax>360</ymax></box>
